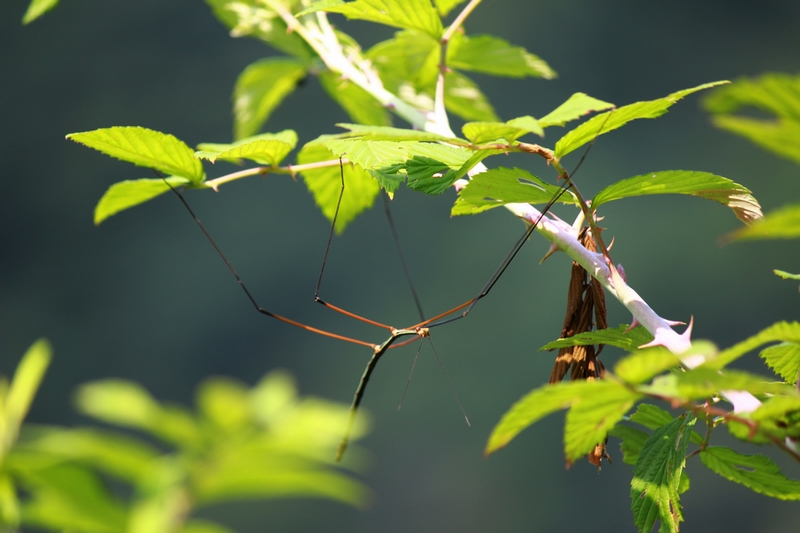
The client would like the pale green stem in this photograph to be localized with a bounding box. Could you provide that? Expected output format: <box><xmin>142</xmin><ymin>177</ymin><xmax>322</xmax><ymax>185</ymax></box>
<box><xmin>442</xmin><ymin>0</ymin><xmax>483</xmax><ymax>43</ymax></box>
<box><xmin>200</xmin><ymin>159</ymin><xmax>347</xmax><ymax>190</ymax></box>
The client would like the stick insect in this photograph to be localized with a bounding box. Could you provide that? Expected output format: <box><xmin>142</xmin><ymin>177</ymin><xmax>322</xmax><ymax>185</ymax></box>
<box><xmin>159</xmin><ymin>121</ymin><xmax>607</xmax><ymax>461</ymax></box>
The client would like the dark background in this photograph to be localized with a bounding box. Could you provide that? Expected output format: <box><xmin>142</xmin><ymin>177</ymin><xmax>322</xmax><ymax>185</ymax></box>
<box><xmin>3</xmin><ymin>1</ymin><xmax>799</xmax><ymax>531</ymax></box>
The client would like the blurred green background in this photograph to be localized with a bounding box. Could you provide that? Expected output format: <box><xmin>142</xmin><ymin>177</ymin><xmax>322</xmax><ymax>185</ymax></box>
<box><xmin>3</xmin><ymin>0</ymin><xmax>799</xmax><ymax>531</ymax></box>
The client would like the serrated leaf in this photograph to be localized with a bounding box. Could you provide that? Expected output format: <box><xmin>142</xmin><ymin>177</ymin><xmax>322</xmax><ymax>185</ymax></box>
<box><xmin>205</xmin><ymin>0</ymin><xmax>314</xmax><ymax>59</ymax></box>
<box><xmin>334</xmin><ymin>123</ymin><xmax>462</xmax><ymax>143</ymax></box>
<box><xmin>300</xmin><ymin>0</ymin><xmax>443</xmax><ymax>38</ymax></box>
<box><xmin>444</xmin><ymin>71</ymin><xmax>499</xmax><ymax>122</ymax></box>
<box><xmin>409</xmin><ymin>148</ymin><xmax>501</xmax><ymax>195</ymax></box>
<box><xmin>726</xmin><ymin>202</ymin><xmax>800</xmax><ymax>241</ymax></box>
<box><xmin>449</xmin><ymin>34</ymin><xmax>555</xmax><ymax>79</ymax></box>
<box><xmin>703</xmin><ymin>321</ymin><xmax>800</xmax><ymax>370</ymax></box>
<box><xmin>555</xmin><ymin>82</ymin><xmax>729</xmax><ymax>159</ymax></box>
<box><xmin>94</xmin><ymin>177</ymin><xmax>190</xmax><ymax>225</ymax></box>
<box><xmin>701</xmin><ymin>446</ymin><xmax>800</xmax><ymax>500</ymax></box>
<box><xmin>233</xmin><ymin>58</ymin><xmax>307</xmax><ymax>140</ymax></box>
<box><xmin>296</xmin><ymin>141</ymin><xmax>379</xmax><ymax>233</ymax></box>
<box><xmin>486</xmin><ymin>381</ymin><xmax>610</xmax><ymax>455</ymax></box>
<box><xmin>4</xmin><ymin>339</ymin><xmax>51</xmax><ymax>449</ymax></box>
<box><xmin>627</xmin><ymin>404</ymin><xmax>704</xmax><ymax>445</ymax></box>
<box><xmin>703</xmin><ymin>72</ymin><xmax>800</xmax><ymax>164</ymax></box>
<box><xmin>592</xmin><ymin>170</ymin><xmax>762</xmax><ymax>225</ymax></box>
<box><xmin>196</xmin><ymin>135</ymin><xmax>296</xmax><ymax>166</ymax></box>
<box><xmin>366</xmin><ymin>30</ymin><xmax>440</xmax><ymax>94</ymax></box>
<box><xmin>630</xmin><ymin>415</ymin><xmax>695</xmax><ymax>533</ymax></box>
<box><xmin>461</xmin><ymin>118</ymin><xmax>542</xmax><ymax>145</ymax></box>
<box><xmin>67</xmin><ymin>127</ymin><xmax>204</xmax><ymax>182</ymax></box>
<box><xmin>760</xmin><ymin>342</ymin><xmax>800</xmax><ymax>385</ymax></box>
<box><xmin>540</xmin><ymin>325</ymin><xmax>654</xmax><ymax>352</ymax></box>
<box><xmin>775</xmin><ymin>269</ymin><xmax>800</xmax><ymax>280</ymax></box>
<box><xmin>628</xmin><ymin>404</ymin><xmax>676</xmax><ymax>431</ymax></box>
<box><xmin>319</xmin><ymin>71</ymin><xmax>392</xmax><ymax>127</ymax></box>
<box><xmin>196</xmin><ymin>131</ymin><xmax>296</xmax><ymax>166</ymax></box>
<box><xmin>614</xmin><ymin>347</ymin><xmax>682</xmax><ymax>385</ymax></box>
<box><xmin>563</xmin><ymin>382</ymin><xmax>639</xmax><ymax>463</ymax></box>
<box><xmin>433</xmin><ymin>0</ymin><xmax>465</xmax><ymax>16</ymax></box>
<box><xmin>452</xmin><ymin>166</ymin><xmax>577</xmax><ymax>216</ymax></box>
<box><xmin>749</xmin><ymin>396</ymin><xmax>800</xmax><ymax>441</ymax></box>
<box><xmin>675</xmin><ymin>368</ymin><xmax>797</xmax><ymax>399</ymax></box>
<box><xmin>22</xmin><ymin>0</ymin><xmax>59</xmax><ymax>24</ymax></box>
<box><xmin>539</xmin><ymin>93</ymin><xmax>616</xmax><ymax>128</ymax></box>
<box><xmin>609</xmin><ymin>424</ymin><xmax>651</xmax><ymax>465</ymax></box>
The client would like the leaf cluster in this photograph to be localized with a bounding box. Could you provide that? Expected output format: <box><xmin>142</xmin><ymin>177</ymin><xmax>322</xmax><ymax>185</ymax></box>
<box><xmin>1</xmin><ymin>341</ymin><xmax>370</xmax><ymax>533</ymax></box>
<box><xmin>486</xmin><ymin>322</ymin><xmax>800</xmax><ymax>532</ymax></box>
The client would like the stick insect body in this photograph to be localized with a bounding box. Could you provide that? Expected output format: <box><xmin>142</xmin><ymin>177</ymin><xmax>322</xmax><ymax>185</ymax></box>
<box><xmin>160</xmin><ymin>141</ymin><xmax>590</xmax><ymax>460</ymax></box>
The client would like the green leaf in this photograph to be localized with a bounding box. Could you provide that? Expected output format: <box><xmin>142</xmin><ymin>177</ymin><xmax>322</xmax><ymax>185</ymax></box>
<box><xmin>452</xmin><ymin>166</ymin><xmax>577</xmax><ymax>216</ymax></box>
<box><xmin>334</xmin><ymin>123</ymin><xmax>462</xmax><ymax>143</ymax></box>
<box><xmin>0</xmin><ymin>474</ymin><xmax>20</xmax><ymax>528</ymax></box>
<box><xmin>15</xmin><ymin>426</ymin><xmax>160</xmax><ymax>485</ymax></box>
<box><xmin>703</xmin><ymin>321</ymin><xmax>800</xmax><ymax>370</ymax></box>
<box><xmin>609</xmin><ymin>424</ymin><xmax>650</xmax><ymax>465</ymax></box>
<box><xmin>461</xmin><ymin>118</ymin><xmax>542</xmax><ymax>145</ymax></box>
<box><xmin>627</xmin><ymin>404</ymin><xmax>704</xmax><ymax>445</ymax></box>
<box><xmin>674</xmin><ymin>367</ymin><xmax>796</xmax><ymax>399</ymax></box>
<box><xmin>614</xmin><ymin>347</ymin><xmax>682</xmax><ymax>385</ymax></box>
<box><xmin>449</xmin><ymin>34</ymin><xmax>556</xmax><ymax>79</ymax></box>
<box><xmin>538</xmin><ymin>93</ymin><xmax>616</xmax><ymax>128</ymax></box>
<box><xmin>13</xmin><ymin>462</ymin><xmax>127</xmax><ymax>533</ymax></box>
<box><xmin>433</xmin><ymin>0</ymin><xmax>465</xmax><ymax>16</ymax></box>
<box><xmin>75</xmin><ymin>380</ymin><xmax>201</xmax><ymax>448</ymax></box>
<box><xmin>749</xmin><ymin>396</ymin><xmax>800</xmax><ymax>441</ymax></box>
<box><xmin>628</xmin><ymin>404</ymin><xmax>676</xmax><ymax>431</ymax></box>
<box><xmin>22</xmin><ymin>0</ymin><xmax>59</xmax><ymax>24</ymax></box>
<box><xmin>760</xmin><ymin>342</ymin><xmax>800</xmax><ymax>385</ymax></box>
<box><xmin>775</xmin><ymin>269</ymin><xmax>800</xmax><ymax>280</ymax></box>
<box><xmin>700</xmin><ymin>446</ymin><xmax>800</xmax><ymax>500</ymax></box>
<box><xmin>366</xmin><ymin>30</ymin><xmax>440</xmax><ymax>94</ymax></box>
<box><xmin>94</xmin><ymin>177</ymin><xmax>191</xmax><ymax>225</ymax></box>
<box><xmin>555</xmin><ymin>82</ymin><xmax>728</xmax><ymax>159</ymax></box>
<box><xmin>711</xmin><ymin>115</ymin><xmax>800</xmax><ymax>165</ymax></box>
<box><xmin>233</xmin><ymin>58</ymin><xmax>307</xmax><ymax>140</ymax></box>
<box><xmin>408</xmin><ymin>148</ymin><xmax>501</xmax><ymax>195</ymax></box>
<box><xmin>182</xmin><ymin>519</ymin><xmax>237</xmax><ymax>533</ymax></box>
<box><xmin>703</xmin><ymin>73</ymin><xmax>800</xmax><ymax>164</ymax></box>
<box><xmin>205</xmin><ymin>0</ymin><xmax>314</xmax><ymax>59</ymax></box>
<box><xmin>296</xmin><ymin>141</ymin><xmax>380</xmax><ymax>233</ymax></box>
<box><xmin>540</xmin><ymin>325</ymin><xmax>654</xmax><ymax>353</ymax></box>
<box><xmin>630</xmin><ymin>415</ymin><xmax>695</xmax><ymax>533</ymax></box>
<box><xmin>196</xmin><ymin>377</ymin><xmax>250</xmax><ymax>429</ymax></box>
<box><xmin>592</xmin><ymin>171</ymin><xmax>763</xmax><ymax>225</ymax></box>
<box><xmin>486</xmin><ymin>380</ymin><xmax>625</xmax><ymax>455</ymax></box>
<box><xmin>726</xmin><ymin>203</ymin><xmax>800</xmax><ymax>241</ymax></box>
<box><xmin>300</xmin><ymin>0</ymin><xmax>443</xmax><ymax>38</ymax></box>
<box><xmin>444</xmin><ymin>71</ymin><xmax>499</xmax><ymax>122</ymax></box>
<box><xmin>67</xmin><ymin>127</ymin><xmax>205</xmax><ymax>182</ymax></box>
<box><xmin>319</xmin><ymin>71</ymin><xmax>392</xmax><ymax>127</ymax></box>
<box><xmin>196</xmin><ymin>132</ymin><xmax>297</xmax><ymax>166</ymax></box>
<box><xmin>4</xmin><ymin>339</ymin><xmax>51</xmax><ymax>451</ymax></box>
<box><xmin>563</xmin><ymin>382</ymin><xmax>639</xmax><ymax>464</ymax></box>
